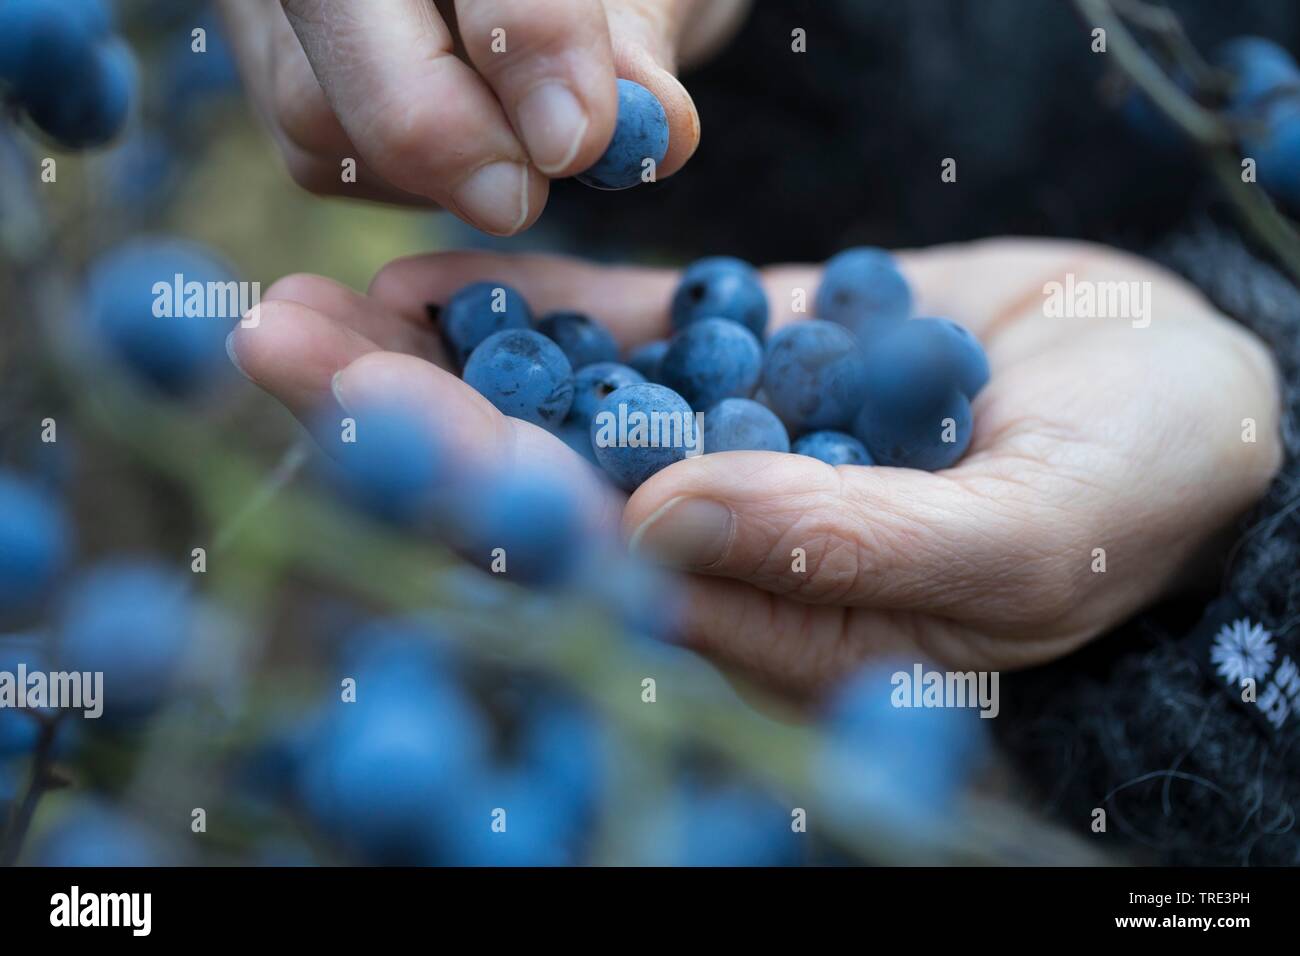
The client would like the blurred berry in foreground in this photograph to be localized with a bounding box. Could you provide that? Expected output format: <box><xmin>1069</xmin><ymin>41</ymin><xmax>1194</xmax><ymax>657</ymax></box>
<box><xmin>318</xmin><ymin>404</ymin><xmax>446</xmax><ymax>523</ymax></box>
<box><xmin>817</xmin><ymin>662</ymin><xmax>986</xmax><ymax>834</ymax></box>
<box><xmin>1217</xmin><ymin>36</ymin><xmax>1300</xmax><ymax>110</ymax></box>
<box><xmin>56</xmin><ymin>560</ymin><xmax>195</xmax><ymax>721</ymax></box>
<box><xmin>635</xmin><ymin>783</ymin><xmax>801</xmax><ymax>866</ymax></box>
<box><xmin>452</xmin><ymin>470</ymin><xmax>587</xmax><ymax>587</ymax></box>
<box><xmin>32</xmin><ymin>800</ymin><xmax>171</xmax><ymax>866</ymax></box>
<box><xmin>86</xmin><ymin>237</ymin><xmax>242</xmax><ymax>394</ymax></box>
<box><xmin>0</xmin><ymin>0</ymin><xmax>134</xmax><ymax>149</ymax></box>
<box><xmin>298</xmin><ymin>629</ymin><xmax>487</xmax><ymax>864</ymax></box>
<box><xmin>0</xmin><ymin>634</ymin><xmax>50</xmax><ymax>756</ymax></box>
<box><xmin>0</xmin><ymin>470</ymin><xmax>71</xmax><ymax>612</ymax></box>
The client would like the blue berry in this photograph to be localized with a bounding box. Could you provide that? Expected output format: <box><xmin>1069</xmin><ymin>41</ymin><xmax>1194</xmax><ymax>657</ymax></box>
<box><xmin>761</xmin><ymin>319</ymin><xmax>868</xmax><ymax>432</ymax></box>
<box><xmin>0</xmin><ymin>634</ymin><xmax>49</xmax><ymax>756</ymax></box>
<box><xmin>1216</xmin><ymin>36</ymin><xmax>1300</xmax><ymax>109</ymax></box>
<box><xmin>33</xmin><ymin>801</ymin><xmax>171</xmax><ymax>866</ymax></box>
<box><xmin>626</xmin><ymin>339</ymin><xmax>669</xmax><ymax>382</ymax></box>
<box><xmin>702</xmin><ymin>398</ymin><xmax>790</xmax><ymax>453</ymax></box>
<box><xmin>338</xmin><ymin>616</ymin><xmax>457</xmax><ymax>692</ymax></box>
<box><xmin>576</xmin><ymin>78</ymin><xmax>669</xmax><ymax>190</ymax></box>
<box><xmin>439</xmin><ymin>281</ymin><xmax>533</xmax><ymax>367</ymax></box>
<box><xmin>817</xmin><ymin>662</ymin><xmax>986</xmax><ymax>829</ymax></box>
<box><xmin>568</xmin><ymin>361</ymin><xmax>646</xmax><ymax>428</ymax></box>
<box><xmin>1242</xmin><ymin>97</ymin><xmax>1300</xmax><ymax>208</ymax></box>
<box><xmin>444</xmin><ymin>769</ymin><xmax>583</xmax><ymax>866</ymax></box>
<box><xmin>659</xmin><ymin>317</ymin><xmax>763</xmax><ymax>411</ymax></box>
<box><xmin>299</xmin><ymin>652</ymin><xmax>486</xmax><ymax>864</ymax></box>
<box><xmin>520</xmin><ymin>697</ymin><xmax>607</xmax><ymax>825</ymax></box>
<box><xmin>86</xmin><ymin>237</ymin><xmax>240</xmax><ymax>394</ymax></box>
<box><xmin>536</xmin><ymin>311</ymin><xmax>619</xmax><ymax>369</ymax></box>
<box><xmin>793</xmin><ymin>430</ymin><xmax>873</xmax><ymax>466</ymax></box>
<box><xmin>849</xmin><ymin>318</ymin><xmax>979</xmax><ymax>470</ymax></box>
<box><xmin>854</xmin><ymin>387</ymin><xmax>971</xmax><ymax>471</ymax></box>
<box><xmin>454</xmin><ymin>471</ymin><xmax>585</xmax><ymax>586</ymax></box>
<box><xmin>816</xmin><ymin>246</ymin><xmax>912</xmax><ymax>340</ymax></box>
<box><xmin>670</xmin><ymin>256</ymin><xmax>769</xmax><ymax>339</ymax></box>
<box><xmin>930</xmin><ymin>318</ymin><xmax>990</xmax><ymax>398</ymax></box>
<box><xmin>56</xmin><ymin>560</ymin><xmax>194</xmax><ymax>721</ymax></box>
<box><xmin>319</xmin><ymin>404</ymin><xmax>444</xmax><ymax>522</ymax></box>
<box><xmin>463</xmin><ymin>328</ymin><xmax>575</xmax><ymax>430</ymax></box>
<box><xmin>1</xmin><ymin>0</ymin><xmax>134</xmax><ymax>149</ymax></box>
<box><xmin>0</xmin><ymin>471</ymin><xmax>70</xmax><ymax>611</ymax></box>
<box><xmin>590</xmin><ymin>382</ymin><xmax>698</xmax><ymax>491</ymax></box>
<box><xmin>635</xmin><ymin>784</ymin><xmax>801</xmax><ymax>866</ymax></box>
<box><xmin>162</xmin><ymin>13</ymin><xmax>241</xmax><ymax>116</ymax></box>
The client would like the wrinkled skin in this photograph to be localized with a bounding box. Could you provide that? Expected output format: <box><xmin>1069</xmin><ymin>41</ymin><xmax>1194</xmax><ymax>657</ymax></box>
<box><xmin>229</xmin><ymin>239</ymin><xmax>1283</xmax><ymax>699</ymax></box>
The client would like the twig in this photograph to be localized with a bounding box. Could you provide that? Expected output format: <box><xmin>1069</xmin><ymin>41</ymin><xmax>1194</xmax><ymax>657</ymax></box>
<box><xmin>1</xmin><ymin>715</ymin><xmax>65</xmax><ymax>866</ymax></box>
<box><xmin>1074</xmin><ymin>0</ymin><xmax>1300</xmax><ymax>284</ymax></box>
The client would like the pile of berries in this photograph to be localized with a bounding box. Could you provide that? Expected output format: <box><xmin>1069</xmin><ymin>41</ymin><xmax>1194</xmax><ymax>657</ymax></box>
<box><xmin>439</xmin><ymin>248</ymin><xmax>989</xmax><ymax>492</ymax></box>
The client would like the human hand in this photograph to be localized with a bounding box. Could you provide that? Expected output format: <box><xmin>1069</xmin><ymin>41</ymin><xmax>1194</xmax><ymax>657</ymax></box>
<box><xmin>228</xmin><ymin>238</ymin><xmax>1283</xmax><ymax>698</ymax></box>
<box><xmin>218</xmin><ymin>0</ymin><xmax>748</xmax><ymax>230</ymax></box>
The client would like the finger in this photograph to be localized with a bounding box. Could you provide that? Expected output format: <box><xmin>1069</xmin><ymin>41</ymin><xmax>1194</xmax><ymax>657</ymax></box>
<box><xmin>262</xmin><ymin>273</ymin><xmax>446</xmax><ymax>364</ymax></box>
<box><xmin>280</xmin><ymin>0</ymin><xmax>547</xmax><ymax>234</ymax></box>
<box><xmin>368</xmin><ymin>250</ymin><xmax>678</xmax><ymax>348</ymax></box>
<box><xmin>454</xmin><ymin>0</ymin><xmax>618</xmax><ymax>177</ymax></box>
<box><xmin>670</xmin><ymin>576</ymin><xmax>997</xmax><ymax>698</ymax></box>
<box><xmin>622</xmin><ymin>450</ymin><xmax>1076</xmax><ymax>632</ymax></box>
<box><xmin>227</xmin><ymin>299</ymin><xmax>382</xmax><ymax>418</ymax></box>
<box><xmin>219</xmin><ymin>1</ymin><xmax>426</xmax><ymax>203</ymax></box>
<box><xmin>267</xmin><ymin>2</ymin><xmax>352</xmax><ymax>157</ymax></box>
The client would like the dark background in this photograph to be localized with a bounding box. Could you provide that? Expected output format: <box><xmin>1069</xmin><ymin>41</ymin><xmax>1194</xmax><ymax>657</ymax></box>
<box><xmin>546</xmin><ymin>0</ymin><xmax>1300</xmax><ymax>262</ymax></box>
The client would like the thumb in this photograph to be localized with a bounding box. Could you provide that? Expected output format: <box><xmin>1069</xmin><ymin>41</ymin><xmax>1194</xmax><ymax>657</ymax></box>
<box><xmin>622</xmin><ymin>451</ymin><xmax>1049</xmax><ymax>620</ymax></box>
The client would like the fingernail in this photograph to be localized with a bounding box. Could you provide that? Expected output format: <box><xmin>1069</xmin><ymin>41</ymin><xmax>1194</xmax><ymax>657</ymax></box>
<box><xmin>630</xmin><ymin>496</ymin><xmax>734</xmax><ymax>570</ymax></box>
<box><xmin>225</xmin><ymin>331</ymin><xmax>249</xmax><ymax>380</ymax></box>
<box><xmin>516</xmin><ymin>81</ymin><xmax>588</xmax><ymax>175</ymax></box>
<box><xmin>331</xmin><ymin>370</ymin><xmax>351</xmax><ymax>413</ymax></box>
<box><xmin>452</xmin><ymin>160</ymin><xmax>530</xmax><ymax>235</ymax></box>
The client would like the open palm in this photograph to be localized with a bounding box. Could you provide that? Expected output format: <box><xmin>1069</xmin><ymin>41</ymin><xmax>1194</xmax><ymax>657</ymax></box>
<box><xmin>230</xmin><ymin>238</ymin><xmax>1282</xmax><ymax>697</ymax></box>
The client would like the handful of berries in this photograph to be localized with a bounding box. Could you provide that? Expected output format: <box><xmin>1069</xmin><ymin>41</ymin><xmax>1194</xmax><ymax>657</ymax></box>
<box><xmin>441</xmin><ymin>248</ymin><xmax>989</xmax><ymax>492</ymax></box>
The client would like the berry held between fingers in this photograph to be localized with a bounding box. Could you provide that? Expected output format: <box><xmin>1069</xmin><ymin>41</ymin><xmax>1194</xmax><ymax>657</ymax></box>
<box><xmin>575</xmin><ymin>79</ymin><xmax>669</xmax><ymax>191</ymax></box>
